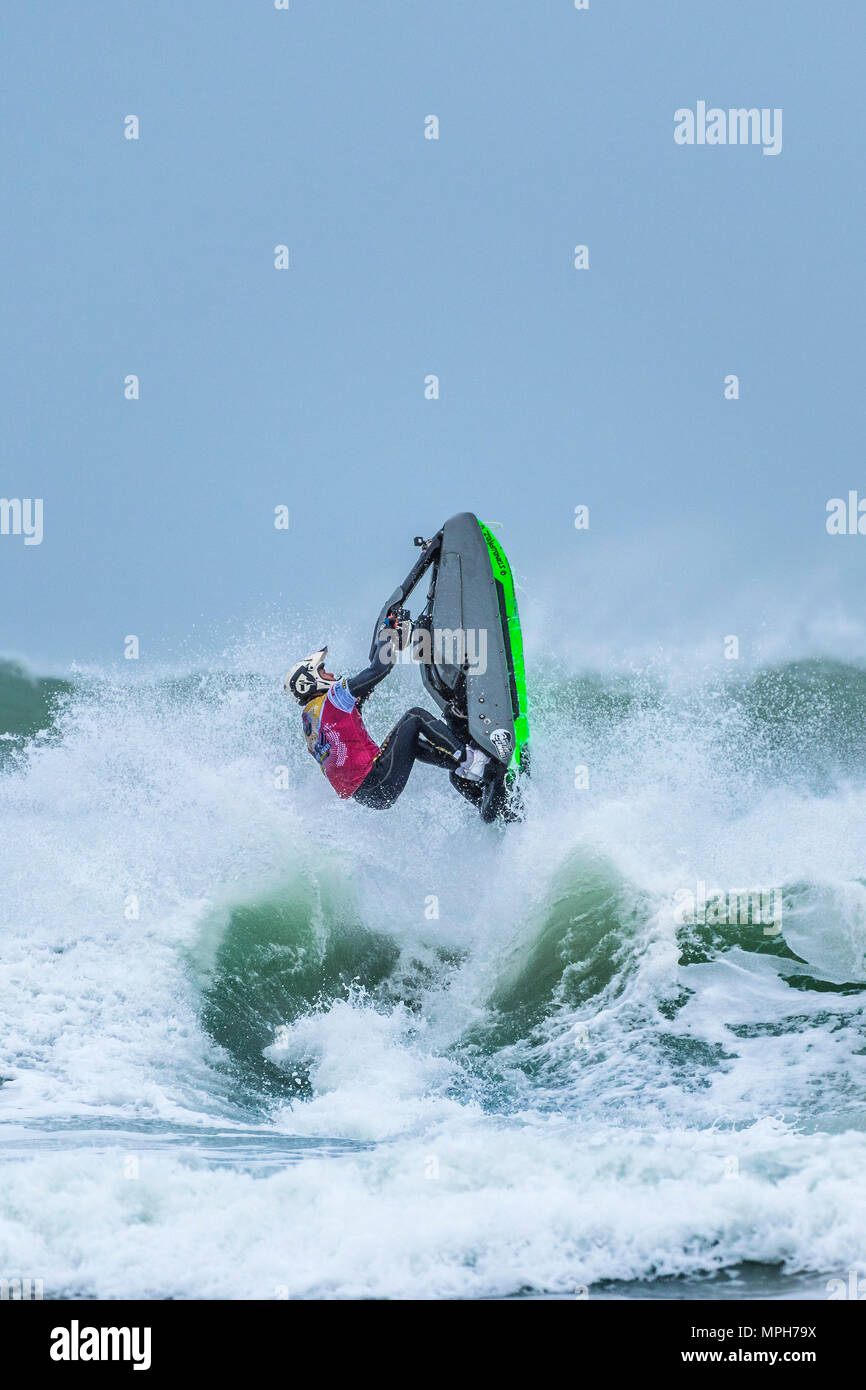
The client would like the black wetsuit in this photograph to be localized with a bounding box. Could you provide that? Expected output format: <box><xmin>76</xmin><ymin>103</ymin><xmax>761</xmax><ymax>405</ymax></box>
<box><xmin>348</xmin><ymin>632</ymin><xmax>465</xmax><ymax>809</ymax></box>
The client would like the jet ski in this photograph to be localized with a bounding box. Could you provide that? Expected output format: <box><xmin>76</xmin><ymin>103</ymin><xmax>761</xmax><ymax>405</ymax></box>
<box><xmin>370</xmin><ymin>512</ymin><xmax>529</xmax><ymax>822</ymax></box>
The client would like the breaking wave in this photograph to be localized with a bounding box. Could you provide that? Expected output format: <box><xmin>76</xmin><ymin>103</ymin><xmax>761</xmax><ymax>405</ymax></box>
<box><xmin>1</xmin><ymin>650</ymin><xmax>865</xmax><ymax>1298</ymax></box>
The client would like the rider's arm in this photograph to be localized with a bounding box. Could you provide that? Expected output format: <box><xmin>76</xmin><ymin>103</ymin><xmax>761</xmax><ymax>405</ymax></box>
<box><xmin>346</xmin><ymin>626</ymin><xmax>396</xmax><ymax>703</ymax></box>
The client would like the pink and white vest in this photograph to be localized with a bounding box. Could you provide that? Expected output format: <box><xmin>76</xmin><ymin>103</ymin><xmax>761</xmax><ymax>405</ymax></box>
<box><xmin>301</xmin><ymin>678</ymin><xmax>380</xmax><ymax>798</ymax></box>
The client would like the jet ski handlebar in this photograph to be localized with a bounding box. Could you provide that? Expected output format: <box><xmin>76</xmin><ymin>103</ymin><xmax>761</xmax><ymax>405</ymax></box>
<box><xmin>369</xmin><ymin>528</ymin><xmax>443</xmax><ymax>660</ymax></box>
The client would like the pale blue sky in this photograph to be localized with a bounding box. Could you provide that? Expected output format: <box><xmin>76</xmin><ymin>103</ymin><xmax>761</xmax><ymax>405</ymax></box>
<box><xmin>3</xmin><ymin>1</ymin><xmax>865</xmax><ymax>668</ymax></box>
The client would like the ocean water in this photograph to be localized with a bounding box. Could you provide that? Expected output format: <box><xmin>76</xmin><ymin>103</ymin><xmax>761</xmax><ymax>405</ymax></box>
<box><xmin>1</xmin><ymin>651</ymin><xmax>865</xmax><ymax>1300</ymax></box>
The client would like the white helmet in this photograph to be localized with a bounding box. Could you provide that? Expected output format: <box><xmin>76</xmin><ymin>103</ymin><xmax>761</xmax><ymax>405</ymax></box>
<box><xmin>284</xmin><ymin>646</ymin><xmax>332</xmax><ymax>705</ymax></box>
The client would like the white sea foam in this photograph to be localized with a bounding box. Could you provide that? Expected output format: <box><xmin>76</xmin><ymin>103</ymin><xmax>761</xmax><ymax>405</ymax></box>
<box><xmin>1</xmin><ymin>647</ymin><xmax>865</xmax><ymax>1296</ymax></box>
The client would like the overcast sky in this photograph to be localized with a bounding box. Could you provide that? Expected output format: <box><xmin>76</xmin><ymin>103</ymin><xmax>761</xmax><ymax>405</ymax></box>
<box><xmin>4</xmin><ymin>1</ymin><xmax>865</xmax><ymax>671</ymax></box>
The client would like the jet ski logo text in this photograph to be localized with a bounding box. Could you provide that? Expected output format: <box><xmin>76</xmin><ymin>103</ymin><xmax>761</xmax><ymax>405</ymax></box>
<box><xmin>674</xmin><ymin>103</ymin><xmax>782</xmax><ymax>156</ymax></box>
<box><xmin>490</xmin><ymin>728</ymin><xmax>513</xmax><ymax>761</ymax></box>
<box><xmin>50</xmin><ymin>1320</ymin><xmax>152</xmax><ymax>1371</ymax></box>
<box><xmin>383</xmin><ymin>625</ymin><xmax>488</xmax><ymax>675</ymax></box>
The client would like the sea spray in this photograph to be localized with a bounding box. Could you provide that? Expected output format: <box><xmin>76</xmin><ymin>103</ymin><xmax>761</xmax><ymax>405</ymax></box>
<box><xmin>1</xmin><ymin>653</ymin><xmax>866</xmax><ymax>1296</ymax></box>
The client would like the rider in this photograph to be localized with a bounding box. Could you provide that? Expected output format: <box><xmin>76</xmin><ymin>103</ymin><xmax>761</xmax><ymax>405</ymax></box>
<box><xmin>285</xmin><ymin>614</ymin><xmax>489</xmax><ymax>809</ymax></box>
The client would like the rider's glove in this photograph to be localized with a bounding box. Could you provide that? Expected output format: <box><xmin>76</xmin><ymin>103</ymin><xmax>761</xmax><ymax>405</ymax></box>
<box><xmin>382</xmin><ymin>607</ymin><xmax>411</xmax><ymax>651</ymax></box>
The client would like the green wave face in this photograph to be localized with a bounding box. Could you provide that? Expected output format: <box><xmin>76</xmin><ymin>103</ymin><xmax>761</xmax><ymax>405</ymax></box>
<box><xmin>194</xmin><ymin>875</ymin><xmax>400</xmax><ymax>1099</ymax></box>
<box><xmin>483</xmin><ymin>850</ymin><xmax>641</xmax><ymax>1045</ymax></box>
<box><xmin>0</xmin><ymin>660</ymin><xmax>70</xmax><ymax>759</ymax></box>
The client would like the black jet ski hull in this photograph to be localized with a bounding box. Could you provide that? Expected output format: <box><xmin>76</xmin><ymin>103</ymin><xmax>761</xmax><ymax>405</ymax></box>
<box><xmin>371</xmin><ymin>512</ymin><xmax>529</xmax><ymax>820</ymax></box>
